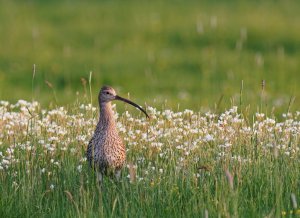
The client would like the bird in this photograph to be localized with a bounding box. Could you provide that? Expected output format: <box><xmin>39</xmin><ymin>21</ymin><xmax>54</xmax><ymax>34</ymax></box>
<box><xmin>86</xmin><ymin>85</ymin><xmax>149</xmax><ymax>183</ymax></box>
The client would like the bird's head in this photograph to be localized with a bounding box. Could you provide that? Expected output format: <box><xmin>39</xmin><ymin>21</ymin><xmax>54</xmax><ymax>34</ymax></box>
<box><xmin>99</xmin><ymin>86</ymin><xmax>117</xmax><ymax>103</ymax></box>
<box><xmin>99</xmin><ymin>85</ymin><xmax>149</xmax><ymax>118</ymax></box>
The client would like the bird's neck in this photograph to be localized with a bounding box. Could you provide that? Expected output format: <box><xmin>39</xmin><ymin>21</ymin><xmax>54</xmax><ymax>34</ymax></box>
<box><xmin>99</xmin><ymin>102</ymin><xmax>116</xmax><ymax>128</ymax></box>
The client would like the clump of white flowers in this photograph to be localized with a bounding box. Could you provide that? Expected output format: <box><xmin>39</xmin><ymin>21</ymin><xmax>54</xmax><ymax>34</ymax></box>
<box><xmin>0</xmin><ymin>100</ymin><xmax>299</xmax><ymax>185</ymax></box>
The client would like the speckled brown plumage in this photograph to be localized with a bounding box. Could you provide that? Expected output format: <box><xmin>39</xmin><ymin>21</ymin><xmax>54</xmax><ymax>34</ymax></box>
<box><xmin>86</xmin><ymin>86</ymin><xmax>149</xmax><ymax>182</ymax></box>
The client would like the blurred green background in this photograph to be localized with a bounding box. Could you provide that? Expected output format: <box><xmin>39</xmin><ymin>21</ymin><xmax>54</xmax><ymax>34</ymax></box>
<box><xmin>0</xmin><ymin>0</ymin><xmax>299</xmax><ymax>112</ymax></box>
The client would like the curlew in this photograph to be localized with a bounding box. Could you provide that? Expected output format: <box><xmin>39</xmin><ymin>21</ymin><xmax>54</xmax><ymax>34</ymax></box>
<box><xmin>86</xmin><ymin>85</ymin><xmax>149</xmax><ymax>183</ymax></box>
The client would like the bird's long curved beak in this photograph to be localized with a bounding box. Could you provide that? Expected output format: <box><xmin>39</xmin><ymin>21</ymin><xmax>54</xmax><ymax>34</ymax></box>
<box><xmin>115</xmin><ymin>95</ymin><xmax>149</xmax><ymax>118</ymax></box>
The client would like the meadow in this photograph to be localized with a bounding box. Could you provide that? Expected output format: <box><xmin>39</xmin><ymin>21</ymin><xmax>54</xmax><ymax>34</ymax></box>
<box><xmin>0</xmin><ymin>0</ymin><xmax>300</xmax><ymax>112</ymax></box>
<box><xmin>0</xmin><ymin>0</ymin><xmax>300</xmax><ymax>217</ymax></box>
<box><xmin>0</xmin><ymin>100</ymin><xmax>299</xmax><ymax>217</ymax></box>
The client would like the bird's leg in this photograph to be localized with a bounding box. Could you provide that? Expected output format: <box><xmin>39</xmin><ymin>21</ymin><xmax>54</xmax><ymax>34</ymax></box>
<box><xmin>115</xmin><ymin>170</ymin><xmax>121</xmax><ymax>181</ymax></box>
<box><xmin>97</xmin><ymin>171</ymin><xmax>103</xmax><ymax>184</ymax></box>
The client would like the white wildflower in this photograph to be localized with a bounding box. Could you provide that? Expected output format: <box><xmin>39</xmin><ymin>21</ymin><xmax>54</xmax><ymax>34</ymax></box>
<box><xmin>204</xmin><ymin>134</ymin><xmax>214</xmax><ymax>142</ymax></box>
<box><xmin>77</xmin><ymin>165</ymin><xmax>82</xmax><ymax>173</ymax></box>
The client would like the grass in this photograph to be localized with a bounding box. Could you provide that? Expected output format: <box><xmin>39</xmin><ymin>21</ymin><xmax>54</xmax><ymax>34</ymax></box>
<box><xmin>0</xmin><ymin>0</ymin><xmax>300</xmax><ymax>113</ymax></box>
<box><xmin>0</xmin><ymin>100</ymin><xmax>299</xmax><ymax>217</ymax></box>
<box><xmin>0</xmin><ymin>0</ymin><xmax>300</xmax><ymax>217</ymax></box>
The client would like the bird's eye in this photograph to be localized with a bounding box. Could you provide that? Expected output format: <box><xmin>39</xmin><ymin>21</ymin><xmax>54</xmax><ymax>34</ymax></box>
<box><xmin>106</xmin><ymin>92</ymin><xmax>110</xmax><ymax>95</ymax></box>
